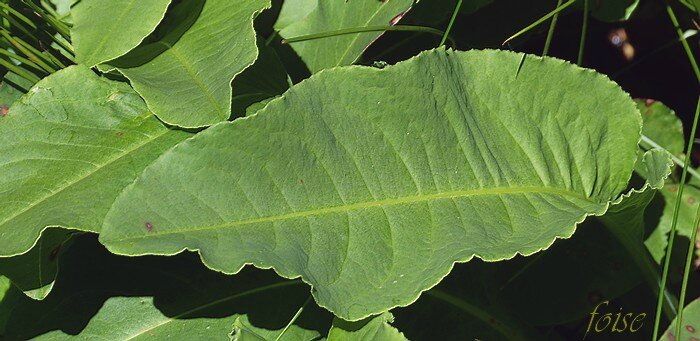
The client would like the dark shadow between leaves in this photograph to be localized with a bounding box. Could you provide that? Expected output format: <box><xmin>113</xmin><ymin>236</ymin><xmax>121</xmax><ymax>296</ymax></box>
<box><xmin>1</xmin><ymin>234</ymin><xmax>332</xmax><ymax>339</ymax></box>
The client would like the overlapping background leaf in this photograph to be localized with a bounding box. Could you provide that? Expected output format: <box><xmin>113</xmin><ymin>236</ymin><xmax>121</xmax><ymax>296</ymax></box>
<box><xmin>0</xmin><ymin>0</ymin><xmax>697</xmax><ymax>339</ymax></box>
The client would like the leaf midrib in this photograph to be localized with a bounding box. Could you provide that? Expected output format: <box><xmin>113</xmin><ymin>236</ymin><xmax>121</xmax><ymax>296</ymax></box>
<box><xmin>0</xmin><ymin>122</ymin><xmax>170</xmax><ymax>235</ymax></box>
<box><xmin>109</xmin><ymin>185</ymin><xmax>596</xmax><ymax>243</ymax></box>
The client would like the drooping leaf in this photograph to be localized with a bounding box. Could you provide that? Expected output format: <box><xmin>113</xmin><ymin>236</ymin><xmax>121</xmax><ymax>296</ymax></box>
<box><xmin>0</xmin><ymin>228</ymin><xmax>74</xmax><ymax>300</ymax></box>
<box><xmin>110</xmin><ymin>0</ymin><xmax>271</xmax><ymax>128</ymax></box>
<box><xmin>0</xmin><ymin>276</ymin><xmax>12</xmax><ymax>335</ymax></box>
<box><xmin>230</xmin><ymin>315</ymin><xmax>321</xmax><ymax>341</ymax></box>
<box><xmin>4</xmin><ymin>235</ymin><xmax>331</xmax><ymax>340</ymax></box>
<box><xmin>71</xmin><ymin>0</ymin><xmax>172</xmax><ymax>67</ymax></box>
<box><xmin>278</xmin><ymin>0</ymin><xmax>413</xmax><ymax>73</ymax></box>
<box><xmin>328</xmin><ymin>313</ymin><xmax>407</xmax><ymax>341</ymax></box>
<box><xmin>661</xmin><ymin>299</ymin><xmax>700</xmax><ymax>341</ymax></box>
<box><xmin>100</xmin><ymin>48</ymin><xmax>642</xmax><ymax>321</ymax></box>
<box><xmin>0</xmin><ymin>66</ymin><xmax>190</xmax><ymax>257</ymax></box>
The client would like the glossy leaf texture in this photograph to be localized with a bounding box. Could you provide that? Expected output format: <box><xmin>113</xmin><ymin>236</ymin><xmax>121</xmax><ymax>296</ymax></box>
<box><xmin>661</xmin><ymin>299</ymin><xmax>700</xmax><ymax>341</ymax></box>
<box><xmin>100</xmin><ymin>48</ymin><xmax>642</xmax><ymax>321</ymax></box>
<box><xmin>278</xmin><ymin>0</ymin><xmax>413</xmax><ymax>73</ymax></box>
<box><xmin>110</xmin><ymin>0</ymin><xmax>270</xmax><ymax>128</ymax></box>
<box><xmin>71</xmin><ymin>0</ymin><xmax>172</xmax><ymax>67</ymax></box>
<box><xmin>0</xmin><ymin>66</ymin><xmax>190</xmax><ymax>257</ymax></box>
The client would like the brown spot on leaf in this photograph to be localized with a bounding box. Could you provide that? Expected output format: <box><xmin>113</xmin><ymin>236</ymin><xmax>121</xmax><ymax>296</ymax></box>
<box><xmin>670</xmin><ymin>186</ymin><xmax>678</xmax><ymax>193</ymax></box>
<box><xmin>666</xmin><ymin>331</ymin><xmax>676</xmax><ymax>341</ymax></box>
<box><xmin>688</xmin><ymin>325</ymin><xmax>697</xmax><ymax>333</ymax></box>
<box><xmin>690</xmin><ymin>337</ymin><xmax>700</xmax><ymax>341</ymax></box>
<box><xmin>644</xmin><ymin>98</ymin><xmax>655</xmax><ymax>106</ymax></box>
<box><xmin>116</xmin><ymin>131</ymin><xmax>124</xmax><ymax>137</ymax></box>
<box><xmin>0</xmin><ymin>105</ymin><xmax>9</xmax><ymax>117</ymax></box>
<box><xmin>689</xmin><ymin>197</ymin><xmax>697</xmax><ymax>205</ymax></box>
<box><xmin>299</xmin><ymin>179</ymin><xmax>304</xmax><ymax>184</ymax></box>
<box><xmin>145</xmin><ymin>222</ymin><xmax>154</xmax><ymax>232</ymax></box>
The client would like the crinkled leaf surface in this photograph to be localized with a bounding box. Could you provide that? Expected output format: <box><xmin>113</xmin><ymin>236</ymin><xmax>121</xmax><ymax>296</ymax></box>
<box><xmin>0</xmin><ymin>66</ymin><xmax>190</xmax><ymax>256</ymax></box>
<box><xmin>71</xmin><ymin>0</ymin><xmax>172</xmax><ymax>67</ymax></box>
<box><xmin>278</xmin><ymin>0</ymin><xmax>413</xmax><ymax>73</ymax></box>
<box><xmin>0</xmin><ymin>228</ymin><xmax>73</xmax><ymax>300</ymax></box>
<box><xmin>230</xmin><ymin>315</ymin><xmax>321</xmax><ymax>341</ymax></box>
<box><xmin>661</xmin><ymin>299</ymin><xmax>700</xmax><ymax>341</ymax></box>
<box><xmin>101</xmin><ymin>48</ymin><xmax>641</xmax><ymax>321</ymax></box>
<box><xmin>110</xmin><ymin>0</ymin><xmax>270</xmax><ymax>128</ymax></box>
<box><xmin>328</xmin><ymin>313</ymin><xmax>407</xmax><ymax>341</ymax></box>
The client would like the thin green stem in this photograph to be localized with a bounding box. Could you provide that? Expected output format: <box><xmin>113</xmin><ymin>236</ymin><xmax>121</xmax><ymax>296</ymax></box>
<box><xmin>274</xmin><ymin>295</ymin><xmax>311</xmax><ymax>341</ymax></box>
<box><xmin>640</xmin><ymin>135</ymin><xmax>700</xmax><ymax>182</ymax></box>
<box><xmin>21</xmin><ymin>0</ymin><xmax>71</xmax><ymax>39</ymax></box>
<box><xmin>0</xmin><ymin>3</ymin><xmax>37</xmax><ymax>29</ymax></box>
<box><xmin>666</xmin><ymin>3</ymin><xmax>700</xmax><ymax>83</ymax></box>
<box><xmin>503</xmin><ymin>0</ymin><xmax>576</xmax><ymax>46</ymax></box>
<box><xmin>676</xmin><ymin>203</ymin><xmax>700</xmax><ymax>338</ymax></box>
<box><xmin>282</xmin><ymin>25</ymin><xmax>456</xmax><ymax>48</ymax></box>
<box><xmin>0</xmin><ymin>48</ymin><xmax>47</xmax><ymax>73</ymax></box>
<box><xmin>0</xmin><ymin>58</ymin><xmax>39</xmax><ymax>83</ymax></box>
<box><xmin>577</xmin><ymin>0</ymin><xmax>589</xmax><ymax>65</ymax></box>
<box><xmin>1</xmin><ymin>30</ymin><xmax>56</xmax><ymax>72</ymax></box>
<box><xmin>543</xmin><ymin>0</ymin><xmax>563</xmax><ymax>56</ymax></box>
<box><xmin>653</xmin><ymin>96</ymin><xmax>700</xmax><ymax>340</ymax></box>
<box><xmin>440</xmin><ymin>0</ymin><xmax>462</xmax><ymax>46</ymax></box>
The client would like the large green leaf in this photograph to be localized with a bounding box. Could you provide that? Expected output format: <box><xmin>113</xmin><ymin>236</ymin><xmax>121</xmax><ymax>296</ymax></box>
<box><xmin>661</xmin><ymin>299</ymin><xmax>700</xmax><ymax>341</ymax></box>
<box><xmin>645</xmin><ymin>184</ymin><xmax>700</xmax><ymax>263</ymax></box>
<box><xmin>278</xmin><ymin>0</ymin><xmax>413</xmax><ymax>73</ymax></box>
<box><xmin>71</xmin><ymin>0</ymin><xmax>172</xmax><ymax>67</ymax></box>
<box><xmin>273</xmin><ymin>0</ymin><xmax>317</xmax><ymax>31</ymax></box>
<box><xmin>110</xmin><ymin>0</ymin><xmax>270</xmax><ymax>128</ymax></box>
<box><xmin>101</xmin><ymin>48</ymin><xmax>642</xmax><ymax>321</ymax></box>
<box><xmin>0</xmin><ymin>228</ymin><xmax>73</xmax><ymax>300</ymax></box>
<box><xmin>0</xmin><ymin>66</ymin><xmax>190</xmax><ymax>257</ymax></box>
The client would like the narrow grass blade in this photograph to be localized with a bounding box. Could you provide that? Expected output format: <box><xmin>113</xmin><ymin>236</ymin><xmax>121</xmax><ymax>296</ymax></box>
<box><xmin>577</xmin><ymin>0</ymin><xmax>589</xmax><ymax>65</ymax></box>
<box><xmin>282</xmin><ymin>25</ymin><xmax>455</xmax><ymax>47</ymax></box>
<box><xmin>543</xmin><ymin>0</ymin><xmax>563</xmax><ymax>56</ymax></box>
<box><xmin>502</xmin><ymin>0</ymin><xmax>576</xmax><ymax>46</ymax></box>
<box><xmin>440</xmin><ymin>0</ymin><xmax>462</xmax><ymax>46</ymax></box>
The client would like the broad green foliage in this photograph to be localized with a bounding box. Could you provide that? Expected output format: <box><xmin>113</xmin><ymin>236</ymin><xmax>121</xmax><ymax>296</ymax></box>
<box><xmin>100</xmin><ymin>48</ymin><xmax>642</xmax><ymax>320</ymax></box>
<box><xmin>0</xmin><ymin>228</ymin><xmax>73</xmax><ymax>300</ymax></box>
<box><xmin>273</xmin><ymin>0</ymin><xmax>317</xmax><ymax>31</ymax></box>
<box><xmin>71</xmin><ymin>0</ymin><xmax>172</xmax><ymax>67</ymax></box>
<box><xmin>646</xmin><ymin>184</ymin><xmax>700</xmax><ymax>263</ymax></box>
<box><xmin>661</xmin><ymin>299</ymin><xmax>700</xmax><ymax>341</ymax></box>
<box><xmin>231</xmin><ymin>315</ymin><xmax>321</xmax><ymax>340</ymax></box>
<box><xmin>0</xmin><ymin>66</ymin><xmax>190</xmax><ymax>257</ymax></box>
<box><xmin>34</xmin><ymin>297</ymin><xmax>242</xmax><ymax>340</ymax></box>
<box><xmin>110</xmin><ymin>0</ymin><xmax>271</xmax><ymax>128</ymax></box>
<box><xmin>638</xmin><ymin>99</ymin><xmax>685</xmax><ymax>157</ymax></box>
<box><xmin>278</xmin><ymin>0</ymin><xmax>413</xmax><ymax>73</ymax></box>
<box><xmin>328</xmin><ymin>313</ymin><xmax>407</xmax><ymax>341</ymax></box>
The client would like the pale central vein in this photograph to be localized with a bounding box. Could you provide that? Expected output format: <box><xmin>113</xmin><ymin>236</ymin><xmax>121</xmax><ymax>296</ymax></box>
<box><xmin>112</xmin><ymin>186</ymin><xmax>596</xmax><ymax>242</ymax></box>
<box><xmin>0</xmin><ymin>124</ymin><xmax>170</xmax><ymax>230</ymax></box>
